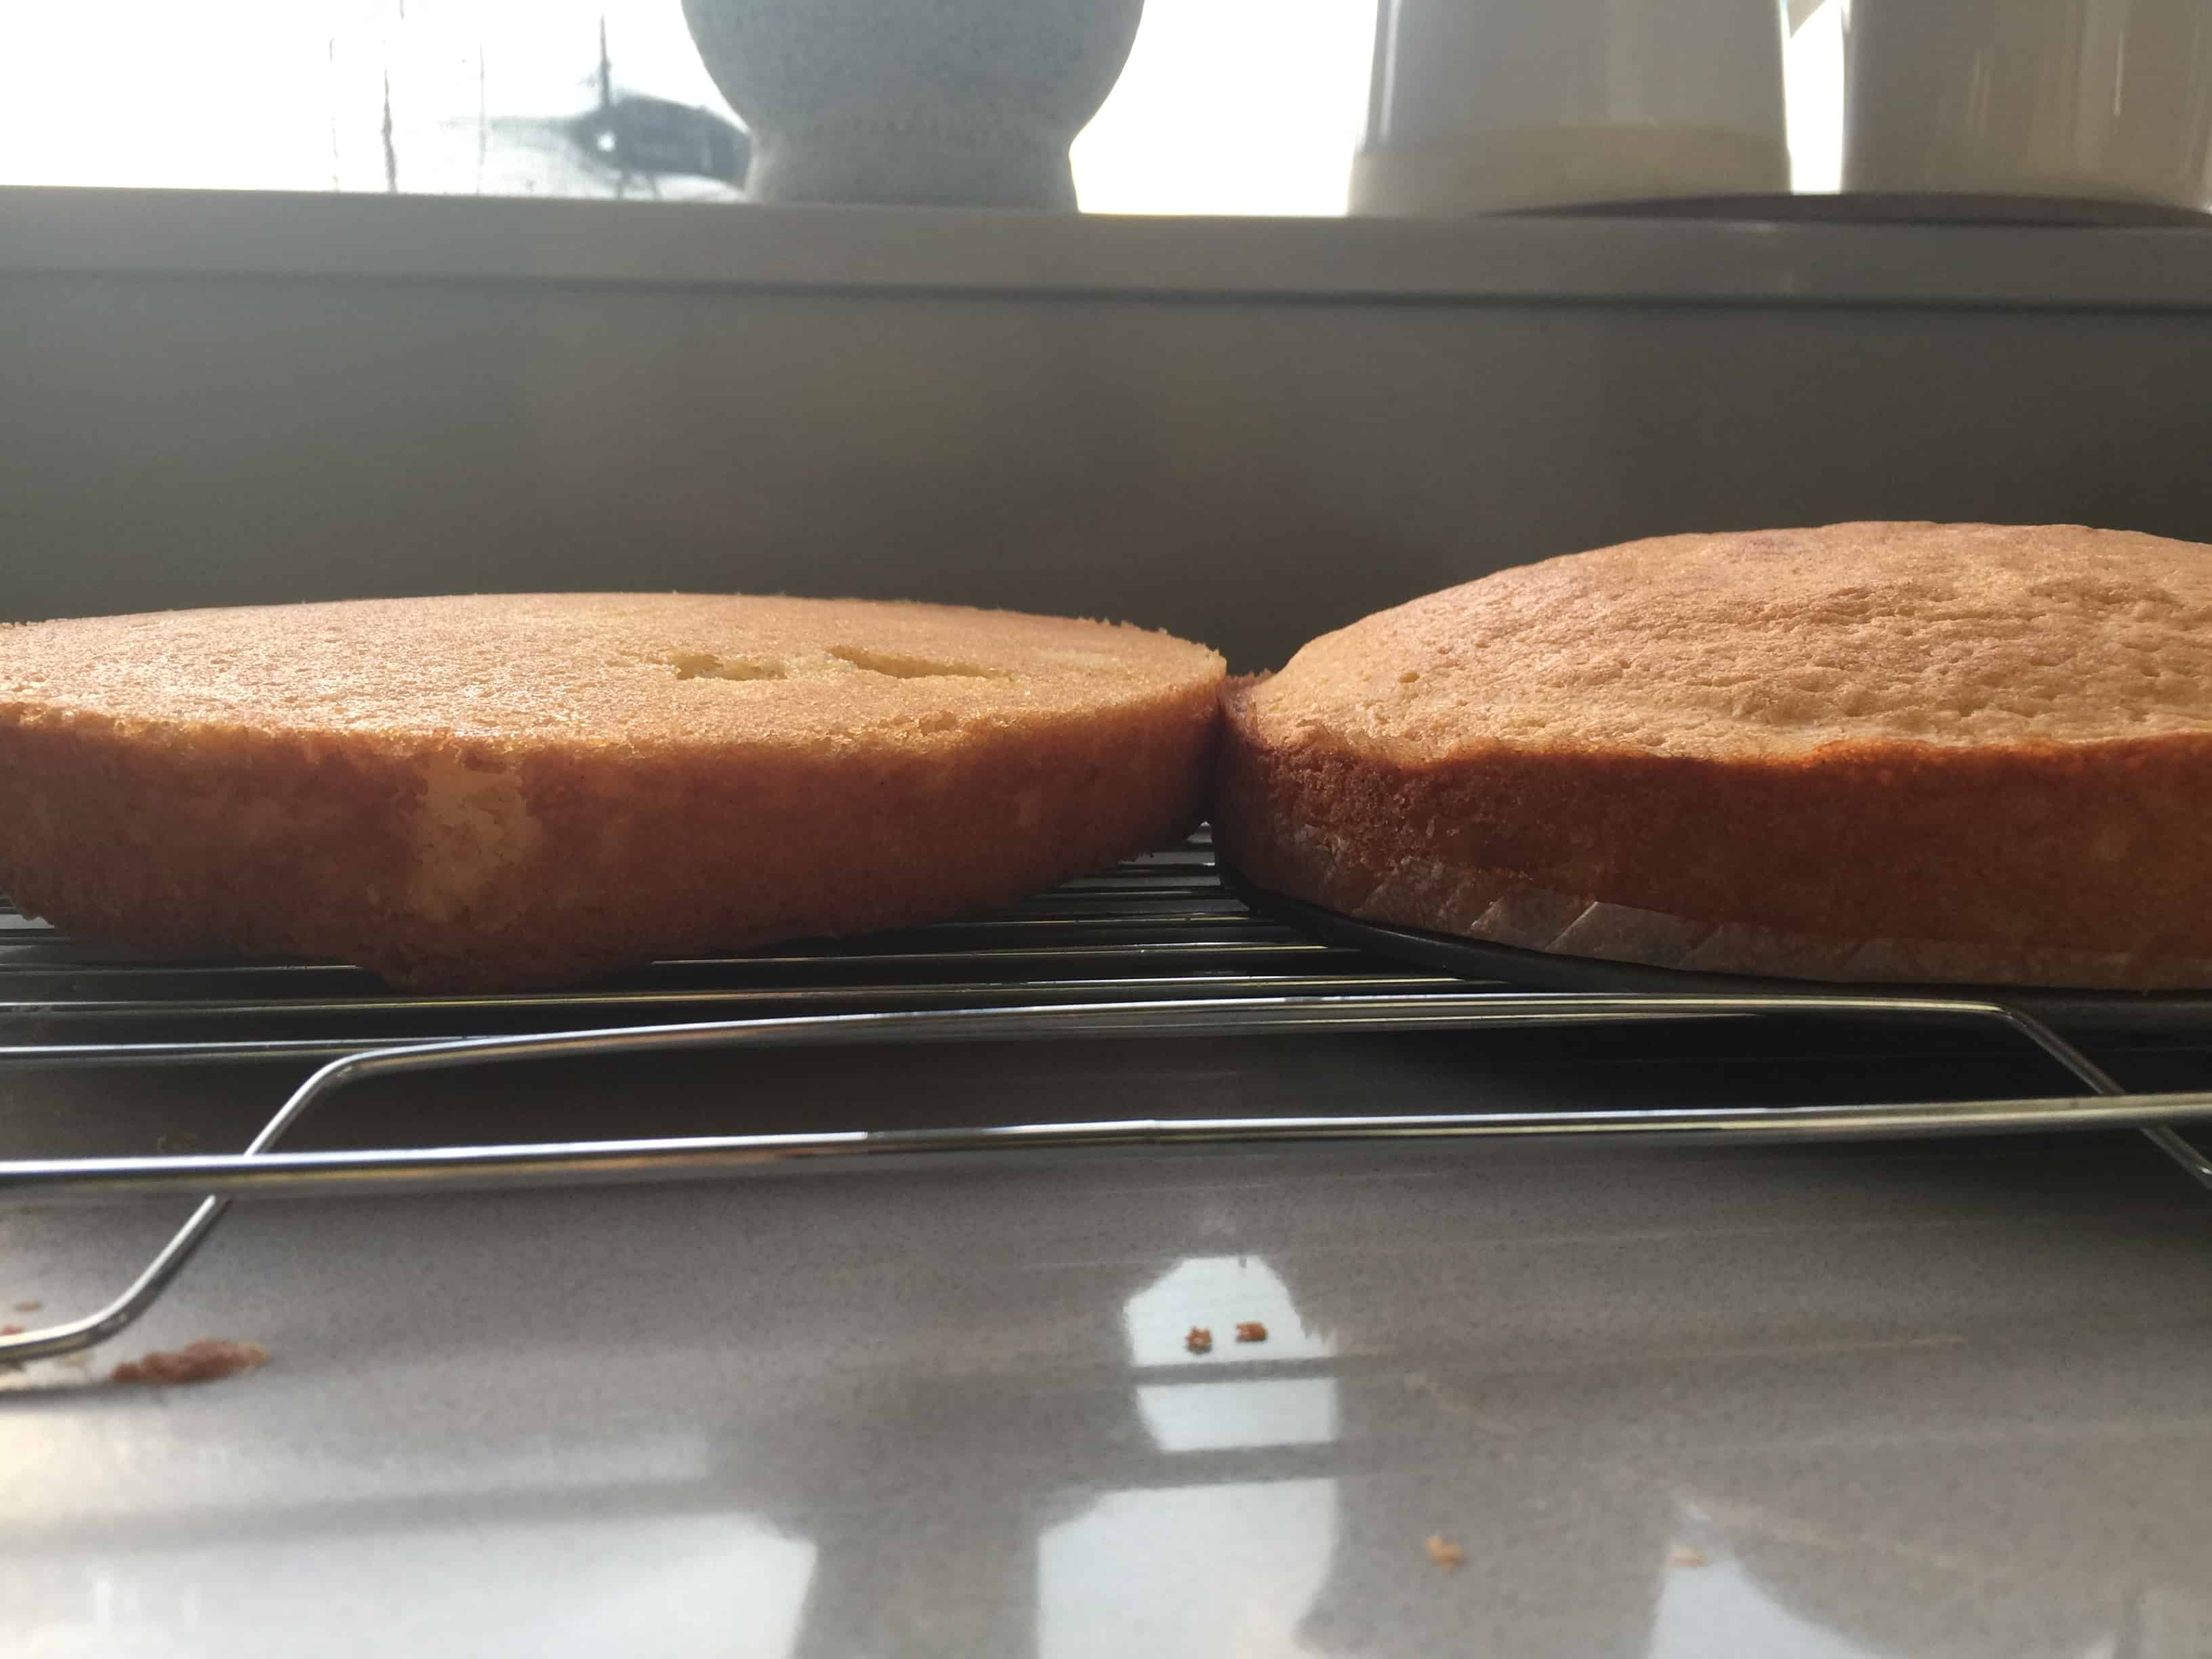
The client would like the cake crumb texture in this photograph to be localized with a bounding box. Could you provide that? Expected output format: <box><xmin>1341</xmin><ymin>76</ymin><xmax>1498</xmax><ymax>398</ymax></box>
<box><xmin>110</xmin><ymin>1339</ymin><xmax>270</xmax><ymax>1386</ymax></box>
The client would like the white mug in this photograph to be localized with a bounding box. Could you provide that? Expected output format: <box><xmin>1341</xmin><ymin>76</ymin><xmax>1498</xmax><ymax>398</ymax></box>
<box><xmin>1352</xmin><ymin>0</ymin><xmax>1789</xmax><ymax>215</ymax></box>
<box><xmin>1844</xmin><ymin>0</ymin><xmax>2212</xmax><ymax>209</ymax></box>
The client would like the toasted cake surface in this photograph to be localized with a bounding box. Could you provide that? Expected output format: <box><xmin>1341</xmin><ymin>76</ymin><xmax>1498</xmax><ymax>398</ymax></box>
<box><xmin>1216</xmin><ymin>524</ymin><xmax>2212</xmax><ymax>987</ymax></box>
<box><xmin>0</xmin><ymin>592</ymin><xmax>1218</xmax><ymax>745</ymax></box>
<box><xmin>0</xmin><ymin>594</ymin><xmax>1225</xmax><ymax>987</ymax></box>
<box><xmin>1240</xmin><ymin>522</ymin><xmax>2212</xmax><ymax>762</ymax></box>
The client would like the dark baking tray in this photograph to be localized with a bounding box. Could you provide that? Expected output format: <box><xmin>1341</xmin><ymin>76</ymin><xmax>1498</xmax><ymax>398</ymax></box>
<box><xmin>1219</xmin><ymin>862</ymin><xmax>2212</xmax><ymax>1039</ymax></box>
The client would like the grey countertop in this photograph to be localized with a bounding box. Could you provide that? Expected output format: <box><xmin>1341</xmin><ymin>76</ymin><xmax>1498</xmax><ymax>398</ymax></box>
<box><xmin>8</xmin><ymin>1089</ymin><xmax>2212</xmax><ymax>1656</ymax></box>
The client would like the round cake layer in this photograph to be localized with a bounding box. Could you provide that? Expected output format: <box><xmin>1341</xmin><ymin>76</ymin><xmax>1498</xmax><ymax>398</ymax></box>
<box><xmin>1216</xmin><ymin>523</ymin><xmax>2212</xmax><ymax>987</ymax></box>
<box><xmin>0</xmin><ymin>593</ymin><xmax>1225</xmax><ymax>987</ymax></box>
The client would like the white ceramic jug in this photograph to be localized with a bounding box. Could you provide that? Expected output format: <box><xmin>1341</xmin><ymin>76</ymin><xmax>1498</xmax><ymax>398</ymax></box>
<box><xmin>1843</xmin><ymin>0</ymin><xmax>2212</xmax><ymax>209</ymax></box>
<box><xmin>1353</xmin><ymin>0</ymin><xmax>1790</xmax><ymax>215</ymax></box>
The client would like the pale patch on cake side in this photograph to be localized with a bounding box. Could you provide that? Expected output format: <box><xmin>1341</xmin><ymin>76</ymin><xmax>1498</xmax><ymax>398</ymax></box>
<box><xmin>407</xmin><ymin>754</ymin><xmax>542</xmax><ymax>925</ymax></box>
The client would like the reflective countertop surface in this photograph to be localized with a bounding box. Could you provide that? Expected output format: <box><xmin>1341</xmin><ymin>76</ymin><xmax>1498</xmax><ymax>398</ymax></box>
<box><xmin>8</xmin><ymin>1054</ymin><xmax>2212</xmax><ymax>1659</ymax></box>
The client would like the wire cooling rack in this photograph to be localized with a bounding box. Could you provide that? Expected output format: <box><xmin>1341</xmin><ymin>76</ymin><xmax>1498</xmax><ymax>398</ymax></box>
<box><xmin>5</xmin><ymin>832</ymin><xmax>2210</xmax><ymax>1366</ymax></box>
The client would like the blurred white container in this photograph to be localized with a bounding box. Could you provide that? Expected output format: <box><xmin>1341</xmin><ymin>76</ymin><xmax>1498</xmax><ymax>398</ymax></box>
<box><xmin>1843</xmin><ymin>0</ymin><xmax>2212</xmax><ymax>210</ymax></box>
<box><xmin>1353</xmin><ymin>0</ymin><xmax>1788</xmax><ymax>215</ymax></box>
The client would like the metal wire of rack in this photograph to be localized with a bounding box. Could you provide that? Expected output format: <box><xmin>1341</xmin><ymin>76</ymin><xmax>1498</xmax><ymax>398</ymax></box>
<box><xmin>4</xmin><ymin>830</ymin><xmax>2211</xmax><ymax>1366</ymax></box>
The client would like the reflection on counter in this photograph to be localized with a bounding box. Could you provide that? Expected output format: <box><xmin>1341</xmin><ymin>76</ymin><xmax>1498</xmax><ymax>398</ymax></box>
<box><xmin>1042</xmin><ymin>1479</ymin><xmax>1339</xmax><ymax>1659</ymax></box>
<box><xmin>10</xmin><ymin>1132</ymin><xmax>2212</xmax><ymax>1656</ymax></box>
<box><xmin>1122</xmin><ymin>1254</ymin><xmax>1337</xmax><ymax>1369</ymax></box>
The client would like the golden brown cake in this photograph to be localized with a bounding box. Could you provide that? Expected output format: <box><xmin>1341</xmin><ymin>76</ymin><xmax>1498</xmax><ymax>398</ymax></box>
<box><xmin>1216</xmin><ymin>523</ymin><xmax>2212</xmax><ymax>988</ymax></box>
<box><xmin>0</xmin><ymin>593</ymin><xmax>1224</xmax><ymax>988</ymax></box>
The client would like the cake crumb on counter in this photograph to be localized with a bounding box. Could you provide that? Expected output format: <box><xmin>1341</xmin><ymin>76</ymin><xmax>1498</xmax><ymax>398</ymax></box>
<box><xmin>111</xmin><ymin>1340</ymin><xmax>269</xmax><ymax>1387</ymax></box>
<box><xmin>1669</xmin><ymin>1545</ymin><xmax>1709</xmax><ymax>1568</ymax></box>
<box><xmin>1425</xmin><ymin>1535</ymin><xmax>1466</xmax><ymax>1570</ymax></box>
<box><xmin>12</xmin><ymin>1302</ymin><xmax>39</xmax><ymax>1314</ymax></box>
<box><xmin>1234</xmin><ymin>1321</ymin><xmax>1268</xmax><ymax>1343</ymax></box>
<box><xmin>1184</xmin><ymin>1326</ymin><xmax>1213</xmax><ymax>1355</ymax></box>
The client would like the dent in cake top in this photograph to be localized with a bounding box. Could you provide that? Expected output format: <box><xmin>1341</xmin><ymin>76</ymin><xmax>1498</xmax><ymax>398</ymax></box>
<box><xmin>1242</xmin><ymin>522</ymin><xmax>2212</xmax><ymax>761</ymax></box>
<box><xmin>0</xmin><ymin>593</ymin><xmax>1226</xmax><ymax>748</ymax></box>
